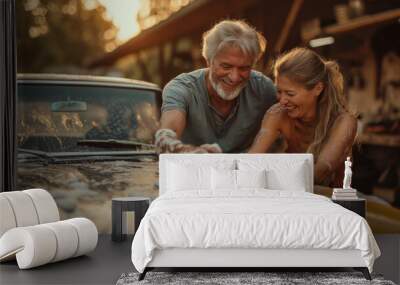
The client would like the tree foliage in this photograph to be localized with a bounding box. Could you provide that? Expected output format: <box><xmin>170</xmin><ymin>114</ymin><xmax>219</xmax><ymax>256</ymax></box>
<box><xmin>17</xmin><ymin>0</ymin><xmax>117</xmax><ymax>73</ymax></box>
<box><xmin>137</xmin><ymin>0</ymin><xmax>193</xmax><ymax>30</ymax></box>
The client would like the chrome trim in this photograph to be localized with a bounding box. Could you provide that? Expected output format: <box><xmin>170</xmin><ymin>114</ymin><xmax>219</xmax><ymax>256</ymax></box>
<box><xmin>17</xmin><ymin>73</ymin><xmax>161</xmax><ymax>91</ymax></box>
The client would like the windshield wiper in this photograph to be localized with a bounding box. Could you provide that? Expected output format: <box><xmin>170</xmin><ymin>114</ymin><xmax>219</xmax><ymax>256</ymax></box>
<box><xmin>77</xmin><ymin>139</ymin><xmax>155</xmax><ymax>150</ymax></box>
<box><xmin>17</xmin><ymin>148</ymin><xmax>157</xmax><ymax>164</ymax></box>
<box><xmin>17</xmin><ymin>148</ymin><xmax>56</xmax><ymax>164</ymax></box>
<box><xmin>18</xmin><ymin>141</ymin><xmax>157</xmax><ymax>165</ymax></box>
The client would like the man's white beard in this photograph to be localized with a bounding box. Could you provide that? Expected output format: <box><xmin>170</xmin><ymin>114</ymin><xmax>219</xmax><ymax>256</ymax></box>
<box><xmin>209</xmin><ymin>71</ymin><xmax>246</xmax><ymax>101</ymax></box>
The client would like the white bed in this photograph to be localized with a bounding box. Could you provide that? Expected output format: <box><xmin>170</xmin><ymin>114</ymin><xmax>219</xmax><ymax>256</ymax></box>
<box><xmin>131</xmin><ymin>154</ymin><xmax>380</xmax><ymax>280</ymax></box>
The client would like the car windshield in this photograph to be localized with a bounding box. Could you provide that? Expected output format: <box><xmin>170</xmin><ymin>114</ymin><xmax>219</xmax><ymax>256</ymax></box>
<box><xmin>17</xmin><ymin>83</ymin><xmax>160</xmax><ymax>153</ymax></box>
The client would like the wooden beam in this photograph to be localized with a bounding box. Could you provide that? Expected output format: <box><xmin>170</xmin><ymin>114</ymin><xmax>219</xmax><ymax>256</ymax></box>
<box><xmin>137</xmin><ymin>52</ymin><xmax>151</xmax><ymax>83</ymax></box>
<box><xmin>274</xmin><ymin>0</ymin><xmax>304</xmax><ymax>53</ymax></box>
<box><xmin>166</xmin><ymin>41</ymin><xmax>177</xmax><ymax>83</ymax></box>
<box><xmin>158</xmin><ymin>45</ymin><xmax>165</xmax><ymax>86</ymax></box>
<box><xmin>88</xmin><ymin>0</ymin><xmax>259</xmax><ymax>68</ymax></box>
<box><xmin>323</xmin><ymin>8</ymin><xmax>400</xmax><ymax>35</ymax></box>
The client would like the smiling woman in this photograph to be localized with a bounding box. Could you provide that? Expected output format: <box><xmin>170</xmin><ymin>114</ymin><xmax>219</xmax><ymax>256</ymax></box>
<box><xmin>249</xmin><ymin>47</ymin><xmax>357</xmax><ymax>187</ymax></box>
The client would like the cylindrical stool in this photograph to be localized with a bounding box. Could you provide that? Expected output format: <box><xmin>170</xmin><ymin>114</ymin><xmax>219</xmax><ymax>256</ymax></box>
<box><xmin>112</xmin><ymin>197</ymin><xmax>151</xmax><ymax>242</ymax></box>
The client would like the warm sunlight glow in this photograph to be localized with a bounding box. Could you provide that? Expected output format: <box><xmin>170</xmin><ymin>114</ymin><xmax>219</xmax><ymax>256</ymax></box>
<box><xmin>95</xmin><ymin>0</ymin><xmax>142</xmax><ymax>43</ymax></box>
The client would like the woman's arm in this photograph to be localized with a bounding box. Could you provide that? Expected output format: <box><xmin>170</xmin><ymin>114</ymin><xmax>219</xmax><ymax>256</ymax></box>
<box><xmin>314</xmin><ymin>113</ymin><xmax>357</xmax><ymax>184</ymax></box>
<box><xmin>248</xmin><ymin>106</ymin><xmax>283</xmax><ymax>153</ymax></box>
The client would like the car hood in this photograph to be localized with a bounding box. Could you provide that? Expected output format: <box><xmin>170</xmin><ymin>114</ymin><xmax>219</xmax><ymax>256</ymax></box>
<box><xmin>17</xmin><ymin>160</ymin><xmax>159</xmax><ymax>233</ymax></box>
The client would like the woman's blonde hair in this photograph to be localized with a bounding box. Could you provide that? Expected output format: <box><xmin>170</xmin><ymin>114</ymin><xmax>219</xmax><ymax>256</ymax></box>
<box><xmin>202</xmin><ymin>20</ymin><xmax>266</xmax><ymax>65</ymax></box>
<box><xmin>273</xmin><ymin>47</ymin><xmax>350</xmax><ymax>159</ymax></box>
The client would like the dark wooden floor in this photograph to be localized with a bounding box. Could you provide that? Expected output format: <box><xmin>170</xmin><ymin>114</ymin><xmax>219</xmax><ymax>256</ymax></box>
<box><xmin>1</xmin><ymin>234</ymin><xmax>398</xmax><ymax>285</ymax></box>
<box><xmin>0</xmin><ymin>235</ymin><xmax>133</xmax><ymax>285</ymax></box>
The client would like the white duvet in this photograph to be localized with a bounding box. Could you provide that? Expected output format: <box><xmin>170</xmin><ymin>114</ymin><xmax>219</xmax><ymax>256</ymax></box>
<box><xmin>131</xmin><ymin>190</ymin><xmax>380</xmax><ymax>273</ymax></box>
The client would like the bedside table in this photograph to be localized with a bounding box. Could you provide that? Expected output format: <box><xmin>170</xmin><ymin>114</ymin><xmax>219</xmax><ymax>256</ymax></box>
<box><xmin>332</xmin><ymin>198</ymin><xmax>366</xmax><ymax>218</ymax></box>
<box><xmin>112</xmin><ymin>197</ymin><xmax>151</xmax><ymax>242</ymax></box>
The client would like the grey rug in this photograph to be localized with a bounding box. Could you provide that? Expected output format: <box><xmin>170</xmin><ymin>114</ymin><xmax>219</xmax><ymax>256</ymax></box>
<box><xmin>116</xmin><ymin>271</ymin><xmax>396</xmax><ymax>285</ymax></box>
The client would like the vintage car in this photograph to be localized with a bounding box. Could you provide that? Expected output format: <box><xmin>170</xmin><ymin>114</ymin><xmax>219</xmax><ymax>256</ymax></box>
<box><xmin>16</xmin><ymin>74</ymin><xmax>161</xmax><ymax>233</ymax></box>
<box><xmin>16</xmin><ymin>75</ymin><xmax>400</xmax><ymax>235</ymax></box>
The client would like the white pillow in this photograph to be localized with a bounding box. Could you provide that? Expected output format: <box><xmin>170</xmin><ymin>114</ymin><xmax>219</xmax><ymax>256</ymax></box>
<box><xmin>166</xmin><ymin>159</ymin><xmax>236</xmax><ymax>192</ymax></box>
<box><xmin>237</xmin><ymin>169</ymin><xmax>267</xmax><ymax>188</ymax></box>
<box><xmin>211</xmin><ymin>169</ymin><xmax>267</xmax><ymax>190</ymax></box>
<box><xmin>266</xmin><ymin>163</ymin><xmax>307</xmax><ymax>191</ymax></box>
<box><xmin>238</xmin><ymin>159</ymin><xmax>309</xmax><ymax>191</ymax></box>
<box><xmin>211</xmin><ymin>168</ymin><xmax>236</xmax><ymax>190</ymax></box>
<box><xmin>167</xmin><ymin>162</ymin><xmax>211</xmax><ymax>191</ymax></box>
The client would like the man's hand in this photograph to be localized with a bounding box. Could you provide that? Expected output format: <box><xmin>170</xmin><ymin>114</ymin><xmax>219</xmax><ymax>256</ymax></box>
<box><xmin>199</xmin><ymin>143</ymin><xmax>222</xmax><ymax>153</ymax></box>
<box><xmin>157</xmin><ymin>110</ymin><xmax>222</xmax><ymax>153</ymax></box>
<box><xmin>155</xmin><ymin>129</ymin><xmax>222</xmax><ymax>153</ymax></box>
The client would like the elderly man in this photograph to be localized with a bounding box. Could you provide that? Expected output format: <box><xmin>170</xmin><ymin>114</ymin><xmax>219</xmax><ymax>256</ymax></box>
<box><xmin>155</xmin><ymin>20</ymin><xmax>276</xmax><ymax>153</ymax></box>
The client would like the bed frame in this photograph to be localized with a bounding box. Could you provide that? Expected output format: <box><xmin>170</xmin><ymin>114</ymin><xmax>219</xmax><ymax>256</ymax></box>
<box><xmin>138</xmin><ymin>154</ymin><xmax>371</xmax><ymax>280</ymax></box>
<box><xmin>140</xmin><ymin>248</ymin><xmax>370</xmax><ymax>280</ymax></box>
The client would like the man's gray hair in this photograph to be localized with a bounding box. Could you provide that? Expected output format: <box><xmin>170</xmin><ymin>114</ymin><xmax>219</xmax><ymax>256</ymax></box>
<box><xmin>202</xmin><ymin>20</ymin><xmax>267</xmax><ymax>64</ymax></box>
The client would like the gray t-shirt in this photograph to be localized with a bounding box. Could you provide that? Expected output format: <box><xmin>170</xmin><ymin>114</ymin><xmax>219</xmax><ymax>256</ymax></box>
<box><xmin>161</xmin><ymin>69</ymin><xmax>276</xmax><ymax>153</ymax></box>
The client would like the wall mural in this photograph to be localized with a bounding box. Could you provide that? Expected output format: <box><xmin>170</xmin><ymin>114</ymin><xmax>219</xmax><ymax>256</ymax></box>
<box><xmin>15</xmin><ymin>0</ymin><xmax>400</xmax><ymax>234</ymax></box>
